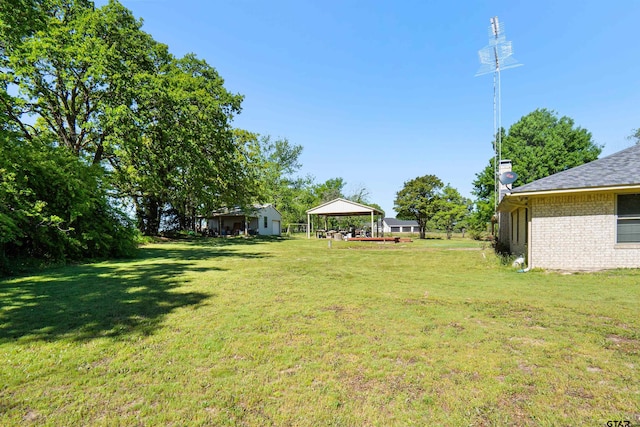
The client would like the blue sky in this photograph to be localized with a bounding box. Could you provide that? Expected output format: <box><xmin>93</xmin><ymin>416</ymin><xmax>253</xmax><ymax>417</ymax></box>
<box><xmin>99</xmin><ymin>0</ymin><xmax>640</xmax><ymax>216</ymax></box>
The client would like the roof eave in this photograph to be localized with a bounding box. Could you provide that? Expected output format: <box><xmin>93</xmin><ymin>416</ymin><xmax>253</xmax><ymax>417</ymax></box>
<box><xmin>511</xmin><ymin>183</ymin><xmax>640</xmax><ymax>198</ymax></box>
<box><xmin>306</xmin><ymin>198</ymin><xmax>383</xmax><ymax>215</ymax></box>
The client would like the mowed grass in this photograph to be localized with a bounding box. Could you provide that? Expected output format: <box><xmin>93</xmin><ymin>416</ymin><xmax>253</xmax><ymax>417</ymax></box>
<box><xmin>1</xmin><ymin>236</ymin><xmax>639</xmax><ymax>426</ymax></box>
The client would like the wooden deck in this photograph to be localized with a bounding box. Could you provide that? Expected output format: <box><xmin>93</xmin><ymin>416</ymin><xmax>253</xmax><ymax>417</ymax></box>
<box><xmin>347</xmin><ymin>237</ymin><xmax>413</xmax><ymax>243</ymax></box>
<box><xmin>347</xmin><ymin>237</ymin><xmax>404</xmax><ymax>243</ymax></box>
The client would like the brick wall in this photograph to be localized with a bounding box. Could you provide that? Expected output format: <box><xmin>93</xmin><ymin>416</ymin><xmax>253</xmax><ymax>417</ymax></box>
<box><xmin>529</xmin><ymin>193</ymin><xmax>640</xmax><ymax>270</ymax></box>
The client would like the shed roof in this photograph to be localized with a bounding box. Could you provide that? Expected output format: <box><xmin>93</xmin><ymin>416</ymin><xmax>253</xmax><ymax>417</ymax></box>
<box><xmin>207</xmin><ymin>204</ymin><xmax>280</xmax><ymax>218</ymax></box>
<box><xmin>306</xmin><ymin>198</ymin><xmax>383</xmax><ymax>216</ymax></box>
<box><xmin>383</xmin><ymin>218</ymin><xmax>419</xmax><ymax>226</ymax></box>
<box><xmin>511</xmin><ymin>143</ymin><xmax>640</xmax><ymax>194</ymax></box>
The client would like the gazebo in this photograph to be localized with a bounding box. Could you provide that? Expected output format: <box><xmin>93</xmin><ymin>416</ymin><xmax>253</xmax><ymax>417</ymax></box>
<box><xmin>305</xmin><ymin>198</ymin><xmax>384</xmax><ymax>239</ymax></box>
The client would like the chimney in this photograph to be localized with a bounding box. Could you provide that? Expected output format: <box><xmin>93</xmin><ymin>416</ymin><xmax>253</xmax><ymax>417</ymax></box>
<box><xmin>498</xmin><ymin>159</ymin><xmax>512</xmax><ymax>202</ymax></box>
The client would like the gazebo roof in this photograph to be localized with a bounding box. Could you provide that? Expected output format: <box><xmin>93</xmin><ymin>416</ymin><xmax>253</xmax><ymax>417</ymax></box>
<box><xmin>306</xmin><ymin>198</ymin><xmax>383</xmax><ymax>217</ymax></box>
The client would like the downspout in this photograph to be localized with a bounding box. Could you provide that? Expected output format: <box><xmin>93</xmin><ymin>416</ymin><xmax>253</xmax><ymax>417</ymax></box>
<box><xmin>527</xmin><ymin>208</ymin><xmax>532</xmax><ymax>269</ymax></box>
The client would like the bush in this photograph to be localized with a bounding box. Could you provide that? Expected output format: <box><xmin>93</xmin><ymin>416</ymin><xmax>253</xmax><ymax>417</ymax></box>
<box><xmin>468</xmin><ymin>229</ymin><xmax>491</xmax><ymax>241</ymax></box>
<box><xmin>0</xmin><ymin>137</ymin><xmax>138</xmax><ymax>273</ymax></box>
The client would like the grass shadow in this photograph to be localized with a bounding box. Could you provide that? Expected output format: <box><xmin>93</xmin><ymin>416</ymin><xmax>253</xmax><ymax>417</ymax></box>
<box><xmin>185</xmin><ymin>235</ymin><xmax>289</xmax><ymax>246</ymax></box>
<box><xmin>0</xmin><ymin>240</ymin><xmax>268</xmax><ymax>344</ymax></box>
<box><xmin>0</xmin><ymin>261</ymin><xmax>211</xmax><ymax>343</ymax></box>
<box><xmin>137</xmin><ymin>235</ymin><xmax>286</xmax><ymax>260</ymax></box>
<box><xmin>0</xmin><ymin>237</ymin><xmax>281</xmax><ymax>343</ymax></box>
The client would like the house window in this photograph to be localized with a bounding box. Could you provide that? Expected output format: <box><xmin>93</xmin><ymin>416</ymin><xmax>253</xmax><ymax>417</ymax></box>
<box><xmin>264</xmin><ymin>216</ymin><xmax>268</xmax><ymax>228</ymax></box>
<box><xmin>391</xmin><ymin>226</ymin><xmax>400</xmax><ymax>232</ymax></box>
<box><xmin>617</xmin><ymin>194</ymin><xmax>640</xmax><ymax>243</ymax></box>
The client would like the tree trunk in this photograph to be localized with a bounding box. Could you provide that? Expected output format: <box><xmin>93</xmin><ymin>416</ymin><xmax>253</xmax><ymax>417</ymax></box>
<box><xmin>140</xmin><ymin>196</ymin><xmax>161</xmax><ymax>236</ymax></box>
<box><xmin>190</xmin><ymin>206</ymin><xmax>197</xmax><ymax>232</ymax></box>
<box><xmin>92</xmin><ymin>142</ymin><xmax>104</xmax><ymax>165</ymax></box>
<box><xmin>133</xmin><ymin>196</ymin><xmax>145</xmax><ymax>233</ymax></box>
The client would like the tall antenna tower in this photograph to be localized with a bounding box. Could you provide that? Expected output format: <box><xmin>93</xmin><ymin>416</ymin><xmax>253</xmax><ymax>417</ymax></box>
<box><xmin>476</xmin><ymin>16</ymin><xmax>522</xmax><ymax>213</ymax></box>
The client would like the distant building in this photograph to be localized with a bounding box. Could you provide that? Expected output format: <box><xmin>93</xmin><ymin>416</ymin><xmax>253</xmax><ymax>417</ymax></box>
<box><xmin>202</xmin><ymin>204</ymin><xmax>282</xmax><ymax>236</ymax></box>
<box><xmin>380</xmin><ymin>218</ymin><xmax>420</xmax><ymax>234</ymax></box>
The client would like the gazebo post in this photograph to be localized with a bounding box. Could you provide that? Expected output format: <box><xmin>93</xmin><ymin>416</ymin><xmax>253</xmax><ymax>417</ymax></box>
<box><xmin>305</xmin><ymin>198</ymin><xmax>381</xmax><ymax>240</ymax></box>
<box><xmin>370</xmin><ymin>212</ymin><xmax>374</xmax><ymax>238</ymax></box>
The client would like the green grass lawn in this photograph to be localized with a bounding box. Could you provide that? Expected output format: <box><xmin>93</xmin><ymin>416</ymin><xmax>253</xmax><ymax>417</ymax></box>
<box><xmin>1</xmin><ymin>236</ymin><xmax>639</xmax><ymax>426</ymax></box>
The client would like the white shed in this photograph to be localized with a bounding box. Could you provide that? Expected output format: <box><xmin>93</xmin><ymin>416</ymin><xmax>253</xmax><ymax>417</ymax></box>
<box><xmin>380</xmin><ymin>218</ymin><xmax>420</xmax><ymax>233</ymax></box>
<box><xmin>254</xmin><ymin>204</ymin><xmax>282</xmax><ymax>236</ymax></box>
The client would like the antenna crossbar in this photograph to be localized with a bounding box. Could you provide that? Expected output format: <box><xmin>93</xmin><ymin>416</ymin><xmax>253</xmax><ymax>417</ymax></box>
<box><xmin>475</xmin><ymin>16</ymin><xmax>522</xmax><ymax>215</ymax></box>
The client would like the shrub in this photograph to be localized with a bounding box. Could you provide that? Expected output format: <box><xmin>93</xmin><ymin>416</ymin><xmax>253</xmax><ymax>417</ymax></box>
<box><xmin>1</xmin><ymin>137</ymin><xmax>138</xmax><ymax>273</ymax></box>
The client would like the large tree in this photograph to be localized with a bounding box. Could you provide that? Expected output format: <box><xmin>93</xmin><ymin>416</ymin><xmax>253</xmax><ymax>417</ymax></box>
<box><xmin>0</xmin><ymin>0</ymin><xmax>158</xmax><ymax>164</ymax></box>
<box><xmin>0</xmin><ymin>0</ymin><xmax>144</xmax><ymax>265</ymax></box>
<box><xmin>432</xmin><ymin>185</ymin><xmax>472</xmax><ymax>239</ymax></box>
<box><xmin>472</xmin><ymin>108</ymin><xmax>602</xmax><ymax>226</ymax></box>
<box><xmin>1</xmin><ymin>0</ymin><xmax>253</xmax><ymax>237</ymax></box>
<box><xmin>394</xmin><ymin>174</ymin><xmax>444</xmax><ymax>239</ymax></box>
<box><xmin>251</xmin><ymin>134</ymin><xmax>305</xmax><ymax>220</ymax></box>
<box><xmin>312</xmin><ymin>178</ymin><xmax>346</xmax><ymax>204</ymax></box>
<box><xmin>109</xmin><ymin>53</ymin><xmax>248</xmax><ymax>235</ymax></box>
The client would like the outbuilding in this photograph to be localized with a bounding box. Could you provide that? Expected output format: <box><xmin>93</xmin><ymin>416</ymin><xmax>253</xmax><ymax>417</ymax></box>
<box><xmin>203</xmin><ymin>204</ymin><xmax>282</xmax><ymax>236</ymax></box>
<box><xmin>305</xmin><ymin>198</ymin><xmax>384</xmax><ymax>239</ymax></box>
<box><xmin>380</xmin><ymin>218</ymin><xmax>420</xmax><ymax>234</ymax></box>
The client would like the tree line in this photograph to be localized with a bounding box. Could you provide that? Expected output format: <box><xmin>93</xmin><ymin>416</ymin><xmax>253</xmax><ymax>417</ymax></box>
<box><xmin>0</xmin><ymin>1</ymin><xmax>628</xmax><ymax>270</ymax></box>
<box><xmin>0</xmin><ymin>0</ymin><xmax>372</xmax><ymax>271</ymax></box>
<box><xmin>395</xmin><ymin>108</ymin><xmax>604</xmax><ymax>239</ymax></box>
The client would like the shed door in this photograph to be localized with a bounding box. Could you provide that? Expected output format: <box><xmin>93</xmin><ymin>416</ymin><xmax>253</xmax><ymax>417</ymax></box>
<box><xmin>272</xmin><ymin>220</ymin><xmax>281</xmax><ymax>235</ymax></box>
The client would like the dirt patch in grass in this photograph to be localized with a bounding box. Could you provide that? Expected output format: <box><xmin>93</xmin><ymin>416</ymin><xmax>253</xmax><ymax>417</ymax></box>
<box><xmin>607</xmin><ymin>334</ymin><xmax>638</xmax><ymax>344</ymax></box>
<box><xmin>496</xmin><ymin>385</ymin><xmax>537</xmax><ymax>426</ymax></box>
<box><xmin>517</xmin><ymin>361</ymin><xmax>537</xmax><ymax>375</ymax></box>
<box><xmin>23</xmin><ymin>410</ymin><xmax>40</xmax><ymax>423</ymax></box>
<box><xmin>511</xmin><ymin>337</ymin><xmax>546</xmax><ymax>347</ymax></box>
<box><xmin>606</xmin><ymin>334</ymin><xmax>640</xmax><ymax>354</ymax></box>
<box><xmin>343</xmin><ymin>370</ymin><xmax>425</xmax><ymax>407</ymax></box>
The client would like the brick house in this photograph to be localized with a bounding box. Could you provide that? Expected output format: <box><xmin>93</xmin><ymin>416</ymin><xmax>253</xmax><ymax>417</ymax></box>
<box><xmin>497</xmin><ymin>144</ymin><xmax>640</xmax><ymax>270</ymax></box>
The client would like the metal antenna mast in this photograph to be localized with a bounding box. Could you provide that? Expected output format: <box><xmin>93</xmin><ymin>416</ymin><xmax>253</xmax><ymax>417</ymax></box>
<box><xmin>476</xmin><ymin>16</ymin><xmax>522</xmax><ymax>213</ymax></box>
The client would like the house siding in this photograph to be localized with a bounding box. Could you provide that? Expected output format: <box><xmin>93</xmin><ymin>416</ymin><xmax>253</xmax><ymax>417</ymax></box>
<box><xmin>529</xmin><ymin>193</ymin><xmax>640</xmax><ymax>270</ymax></box>
<box><xmin>205</xmin><ymin>204</ymin><xmax>281</xmax><ymax>236</ymax></box>
<box><xmin>381</xmin><ymin>219</ymin><xmax>419</xmax><ymax>234</ymax></box>
<box><xmin>257</xmin><ymin>205</ymin><xmax>282</xmax><ymax>236</ymax></box>
<box><xmin>506</xmin><ymin>207</ymin><xmax>527</xmax><ymax>257</ymax></box>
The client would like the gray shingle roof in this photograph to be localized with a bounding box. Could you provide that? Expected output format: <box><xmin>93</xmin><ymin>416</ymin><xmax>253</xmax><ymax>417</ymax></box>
<box><xmin>511</xmin><ymin>143</ymin><xmax>640</xmax><ymax>194</ymax></box>
<box><xmin>384</xmin><ymin>218</ymin><xmax>419</xmax><ymax>226</ymax></box>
